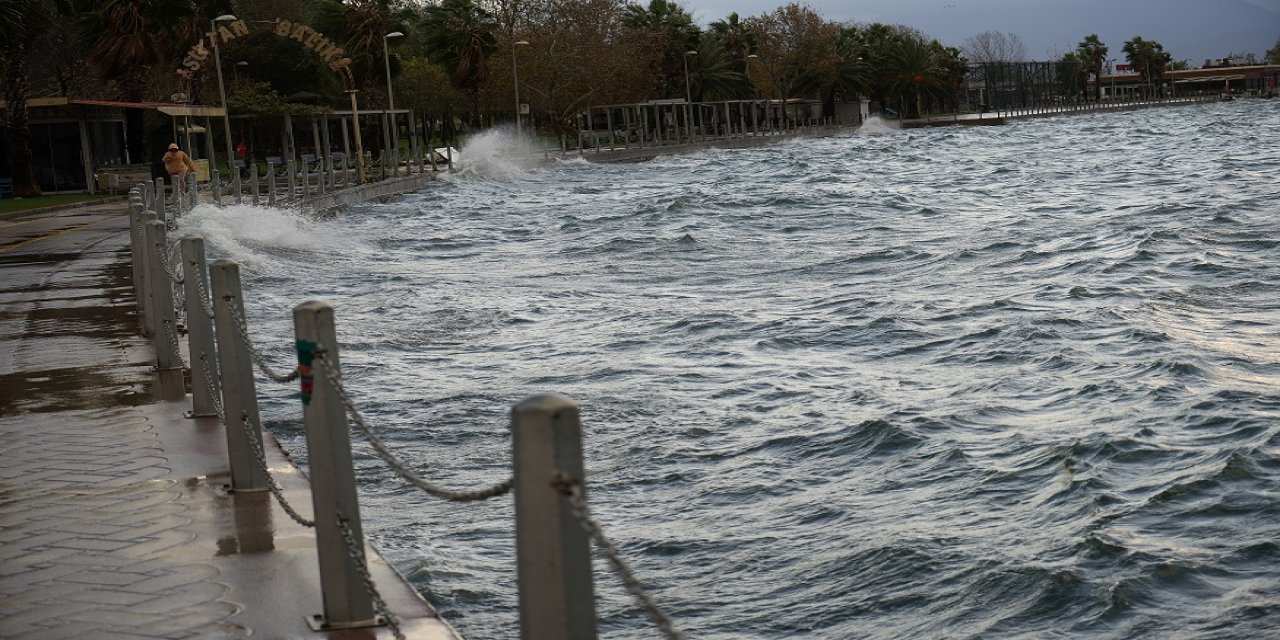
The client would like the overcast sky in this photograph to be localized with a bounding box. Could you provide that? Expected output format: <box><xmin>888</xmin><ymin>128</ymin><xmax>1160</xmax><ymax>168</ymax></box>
<box><xmin>678</xmin><ymin>0</ymin><xmax>1280</xmax><ymax>65</ymax></box>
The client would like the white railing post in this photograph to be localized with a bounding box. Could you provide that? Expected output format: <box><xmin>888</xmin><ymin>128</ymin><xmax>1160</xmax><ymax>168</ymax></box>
<box><xmin>140</xmin><ymin>211</ymin><xmax>159</xmax><ymax>338</ymax></box>
<box><xmin>181</xmin><ymin>235</ymin><xmax>219</xmax><ymax>418</ymax></box>
<box><xmin>153</xmin><ymin>177</ymin><xmax>166</xmax><ymax>224</ymax></box>
<box><xmin>128</xmin><ymin>194</ymin><xmax>148</xmax><ymax>335</ymax></box>
<box><xmin>144</xmin><ymin>220</ymin><xmax>186</xmax><ymax>401</ymax></box>
<box><xmin>511</xmin><ymin>393</ymin><xmax>598</xmax><ymax>640</ymax></box>
<box><xmin>250</xmin><ymin>164</ymin><xmax>261</xmax><ymax>207</ymax></box>
<box><xmin>292</xmin><ymin>301</ymin><xmax>378</xmax><ymax>630</ymax></box>
<box><xmin>210</xmin><ymin>260</ymin><xmax>270</xmax><ymax>493</ymax></box>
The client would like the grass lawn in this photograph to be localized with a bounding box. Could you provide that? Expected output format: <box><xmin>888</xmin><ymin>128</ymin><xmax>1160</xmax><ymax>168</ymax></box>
<box><xmin>0</xmin><ymin>194</ymin><xmax>117</xmax><ymax>215</ymax></box>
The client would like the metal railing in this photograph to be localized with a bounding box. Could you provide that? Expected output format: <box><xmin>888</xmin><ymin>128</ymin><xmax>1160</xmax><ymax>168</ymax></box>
<box><xmin>127</xmin><ymin>182</ymin><xmax>685</xmax><ymax>640</ymax></box>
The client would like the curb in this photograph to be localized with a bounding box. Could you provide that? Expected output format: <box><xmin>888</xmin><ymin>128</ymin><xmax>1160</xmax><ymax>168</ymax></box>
<box><xmin>0</xmin><ymin>195</ymin><xmax>130</xmax><ymax>220</ymax></box>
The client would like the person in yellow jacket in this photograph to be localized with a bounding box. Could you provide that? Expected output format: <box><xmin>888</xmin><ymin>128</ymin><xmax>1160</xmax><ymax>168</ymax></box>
<box><xmin>162</xmin><ymin>142</ymin><xmax>196</xmax><ymax>185</ymax></box>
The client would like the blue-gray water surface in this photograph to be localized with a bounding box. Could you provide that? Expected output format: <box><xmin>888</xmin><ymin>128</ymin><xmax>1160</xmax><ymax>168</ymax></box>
<box><xmin>183</xmin><ymin>99</ymin><xmax>1280</xmax><ymax>639</ymax></box>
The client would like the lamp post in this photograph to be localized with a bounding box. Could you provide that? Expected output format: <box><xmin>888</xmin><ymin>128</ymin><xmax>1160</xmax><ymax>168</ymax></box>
<box><xmin>683</xmin><ymin>50</ymin><xmax>697</xmax><ymax>103</ymax></box>
<box><xmin>233</xmin><ymin>61</ymin><xmax>248</xmax><ymax>91</ymax></box>
<box><xmin>512</xmin><ymin>40</ymin><xmax>529</xmax><ymax>134</ymax></box>
<box><xmin>1106</xmin><ymin>58</ymin><xmax>1115</xmax><ymax>102</ymax></box>
<box><xmin>210</xmin><ymin>14</ymin><xmax>237</xmax><ymax>176</ymax></box>
<box><xmin>383</xmin><ymin>32</ymin><xmax>404</xmax><ymax>111</ymax></box>
<box><xmin>683</xmin><ymin>50</ymin><xmax>697</xmax><ymax>139</ymax></box>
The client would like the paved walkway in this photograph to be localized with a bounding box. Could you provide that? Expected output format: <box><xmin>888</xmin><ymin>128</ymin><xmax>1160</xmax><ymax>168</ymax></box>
<box><xmin>0</xmin><ymin>203</ymin><xmax>458</xmax><ymax>639</ymax></box>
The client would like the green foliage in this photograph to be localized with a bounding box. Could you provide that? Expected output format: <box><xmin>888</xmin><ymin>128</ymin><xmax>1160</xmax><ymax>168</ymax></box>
<box><xmin>623</xmin><ymin>0</ymin><xmax>700</xmax><ymax>98</ymax></box>
<box><xmin>395</xmin><ymin>58</ymin><xmax>467</xmax><ymax>115</ymax></box>
<box><xmin>691</xmin><ymin>32</ymin><xmax>751</xmax><ymax>100</ymax></box>
<box><xmin>1123</xmin><ymin>36</ymin><xmax>1173</xmax><ymax>88</ymax></box>
<box><xmin>1075</xmin><ymin>34</ymin><xmax>1108</xmax><ymax>101</ymax></box>
<box><xmin>421</xmin><ymin>0</ymin><xmax>499</xmax><ymax>126</ymax></box>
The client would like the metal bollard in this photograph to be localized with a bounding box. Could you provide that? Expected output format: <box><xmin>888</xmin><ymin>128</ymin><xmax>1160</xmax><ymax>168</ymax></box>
<box><xmin>250</xmin><ymin>164</ymin><xmax>261</xmax><ymax>207</ymax></box>
<box><xmin>128</xmin><ymin>197</ymin><xmax>147</xmax><ymax>334</ymax></box>
<box><xmin>212</xmin><ymin>170</ymin><xmax>223</xmax><ymax>206</ymax></box>
<box><xmin>140</xmin><ymin>211</ymin><xmax>159</xmax><ymax>338</ymax></box>
<box><xmin>145</xmin><ymin>220</ymin><xmax>186</xmax><ymax>401</ymax></box>
<box><xmin>286</xmin><ymin>159</ymin><xmax>296</xmax><ymax>197</ymax></box>
<box><xmin>268</xmin><ymin>168</ymin><xmax>277</xmax><ymax>207</ymax></box>
<box><xmin>210</xmin><ymin>260</ymin><xmax>270</xmax><ymax>493</ymax></box>
<box><xmin>154</xmin><ymin>177</ymin><xmax>166</xmax><ymax>223</ymax></box>
<box><xmin>292</xmin><ymin>301</ymin><xmax>378</xmax><ymax>630</ymax></box>
<box><xmin>511</xmin><ymin>393</ymin><xmax>598</xmax><ymax>640</ymax></box>
<box><xmin>302</xmin><ymin>162</ymin><xmax>311</xmax><ymax>198</ymax></box>
<box><xmin>181</xmin><ymin>236</ymin><xmax>220</xmax><ymax>418</ymax></box>
<box><xmin>234</xmin><ymin>165</ymin><xmax>243</xmax><ymax>205</ymax></box>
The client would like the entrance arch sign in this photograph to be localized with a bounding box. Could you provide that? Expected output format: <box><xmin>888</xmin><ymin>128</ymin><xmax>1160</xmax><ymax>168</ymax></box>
<box><xmin>178</xmin><ymin>19</ymin><xmax>354</xmax><ymax>80</ymax></box>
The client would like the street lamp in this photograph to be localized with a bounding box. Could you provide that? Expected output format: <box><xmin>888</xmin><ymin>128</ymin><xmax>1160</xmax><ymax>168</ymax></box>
<box><xmin>1106</xmin><ymin>58</ymin><xmax>1115</xmax><ymax>102</ymax></box>
<box><xmin>383</xmin><ymin>31</ymin><xmax>404</xmax><ymax>111</ymax></box>
<box><xmin>683</xmin><ymin>50</ymin><xmax>698</xmax><ymax>103</ymax></box>
<box><xmin>513</xmin><ymin>40</ymin><xmax>529</xmax><ymax>134</ymax></box>
<box><xmin>210</xmin><ymin>14</ymin><xmax>237</xmax><ymax>177</ymax></box>
<box><xmin>233</xmin><ymin>61</ymin><xmax>248</xmax><ymax>91</ymax></box>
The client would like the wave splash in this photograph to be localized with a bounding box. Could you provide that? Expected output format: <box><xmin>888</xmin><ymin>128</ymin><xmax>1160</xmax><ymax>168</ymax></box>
<box><xmin>177</xmin><ymin>203</ymin><xmax>368</xmax><ymax>269</ymax></box>
<box><xmin>455</xmin><ymin>126</ymin><xmax>543</xmax><ymax>180</ymax></box>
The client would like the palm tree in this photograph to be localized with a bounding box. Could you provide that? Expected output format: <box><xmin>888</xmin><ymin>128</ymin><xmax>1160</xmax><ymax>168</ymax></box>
<box><xmin>623</xmin><ymin>0</ymin><xmax>700</xmax><ymax>98</ymax></box>
<box><xmin>1123</xmin><ymin>36</ymin><xmax>1172</xmax><ymax>98</ymax></box>
<box><xmin>310</xmin><ymin>0</ymin><xmax>409</xmax><ymax>97</ymax></box>
<box><xmin>421</xmin><ymin>0</ymin><xmax>498</xmax><ymax>128</ymax></box>
<box><xmin>690</xmin><ymin>33</ymin><xmax>751</xmax><ymax>101</ymax></box>
<box><xmin>880</xmin><ymin>35</ymin><xmax>947</xmax><ymax>118</ymax></box>
<box><xmin>1075</xmin><ymin>34</ymin><xmax>1108</xmax><ymax>102</ymax></box>
<box><xmin>2</xmin><ymin>0</ymin><xmax>63</xmax><ymax>197</ymax></box>
<box><xmin>709</xmin><ymin>12</ymin><xmax>755</xmax><ymax>67</ymax></box>
<box><xmin>76</xmin><ymin>0</ymin><xmax>197</xmax><ymax>162</ymax></box>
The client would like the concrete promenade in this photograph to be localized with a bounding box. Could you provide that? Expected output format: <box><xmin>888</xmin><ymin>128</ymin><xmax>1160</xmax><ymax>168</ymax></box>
<box><xmin>0</xmin><ymin>202</ymin><xmax>458</xmax><ymax>639</ymax></box>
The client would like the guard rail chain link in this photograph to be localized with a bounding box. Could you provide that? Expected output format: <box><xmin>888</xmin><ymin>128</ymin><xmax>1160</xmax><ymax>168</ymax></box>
<box><xmin>199</xmin><ymin>352</ymin><xmax>226</xmax><ymax>422</ymax></box>
<box><xmin>336</xmin><ymin>513</ymin><xmax>404</xmax><ymax>640</ymax></box>
<box><xmin>311</xmin><ymin>351</ymin><xmax>514</xmax><ymax>502</ymax></box>
<box><xmin>194</xmin><ymin>274</ymin><xmax>216</xmax><ymax>320</ymax></box>
<box><xmin>552</xmin><ymin>473</ymin><xmax>687</xmax><ymax>640</ymax></box>
<box><xmin>161</xmin><ymin>318</ymin><xmax>187</xmax><ymax>369</ymax></box>
<box><xmin>224</xmin><ymin>300</ymin><xmax>301</xmax><ymax>383</ymax></box>
<box><xmin>238</xmin><ymin>413</ymin><xmax>317</xmax><ymax>528</ymax></box>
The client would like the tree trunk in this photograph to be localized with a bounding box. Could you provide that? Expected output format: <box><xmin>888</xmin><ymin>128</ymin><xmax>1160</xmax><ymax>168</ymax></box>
<box><xmin>121</xmin><ymin>73</ymin><xmax>148</xmax><ymax>166</ymax></box>
<box><xmin>3</xmin><ymin>38</ymin><xmax>43</xmax><ymax>198</ymax></box>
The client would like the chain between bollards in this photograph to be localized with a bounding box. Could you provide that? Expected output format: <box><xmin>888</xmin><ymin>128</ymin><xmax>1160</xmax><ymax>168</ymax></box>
<box><xmin>238</xmin><ymin>413</ymin><xmax>316</xmax><ymax>528</ymax></box>
<box><xmin>312</xmin><ymin>352</ymin><xmax>514</xmax><ymax>502</ymax></box>
<box><xmin>553</xmin><ymin>473</ymin><xmax>687</xmax><ymax>640</ymax></box>
<box><xmin>226</xmin><ymin>301</ymin><xmax>300</xmax><ymax>383</ymax></box>
<box><xmin>336</xmin><ymin>514</ymin><xmax>404</xmax><ymax>640</ymax></box>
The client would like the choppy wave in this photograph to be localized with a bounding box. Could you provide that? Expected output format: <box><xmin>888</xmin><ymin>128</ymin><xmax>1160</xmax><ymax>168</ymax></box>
<box><xmin>195</xmin><ymin>100</ymin><xmax>1280</xmax><ymax>639</ymax></box>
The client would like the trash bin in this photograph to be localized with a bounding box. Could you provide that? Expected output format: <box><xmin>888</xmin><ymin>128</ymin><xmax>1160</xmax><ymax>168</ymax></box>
<box><xmin>193</xmin><ymin>159</ymin><xmax>210</xmax><ymax>182</ymax></box>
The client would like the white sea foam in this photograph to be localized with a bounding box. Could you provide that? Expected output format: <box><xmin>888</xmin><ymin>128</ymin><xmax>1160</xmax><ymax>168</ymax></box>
<box><xmin>177</xmin><ymin>202</ymin><xmax>369</xmax><ymax>271</ymax></box>
<box><xmin>858</xmin><ymin>114</ymin><xmax>901</xmax><ymax>135</ymax></box>
<box><xmin>455</xmin><ymin>126</ymin><xmax>543</xmax><ymax>180</ymax></box>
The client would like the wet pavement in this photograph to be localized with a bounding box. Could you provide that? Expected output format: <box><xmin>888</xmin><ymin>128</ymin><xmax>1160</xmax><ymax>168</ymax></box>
<box><xmin>0</xmin><ymin>203</ymin><xmax>459</xmax><ymax>639</ymax></box>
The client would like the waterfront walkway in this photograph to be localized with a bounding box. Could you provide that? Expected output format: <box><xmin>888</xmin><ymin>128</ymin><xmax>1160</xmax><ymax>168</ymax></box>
<box><xmin>0</xmin><ymin>201</ymin><xmax>457</xmax><ymax>639</ymax></box>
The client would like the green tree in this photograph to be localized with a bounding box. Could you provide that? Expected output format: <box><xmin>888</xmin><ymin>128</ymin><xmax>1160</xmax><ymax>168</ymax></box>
<box><xmin>2</xmin><ymin>0</ymin><xmax>68</xmax><ymax>197</ymax></box>
<box><xmin>623</xmin><ymin>0</ymin><xmax>700</xmax><ymax>98</ymax></box>
<box><xmin>690</xmin><ymin>32</ymin><xmax>751</xmax><ymax>101</ymax></box>
<box><xmin>421</xmin><ymin>0</ymin><xmax>498</xmax><ymax>128</ymax></box>
<box><xmin>1075</xmin><ymin>34</ymin><xmax>1108</xmax><ymax>102</ymax></box>
<box><xmin>878</xmin><ymin>35</ymin><xmax>963</xmax><ymax>117</ymax></box>
<box><xmin>76</xmin><ymin>0</ymin><xmax>198</xmax><ymax>161</ymax></box>
<box><xmin>1057</xmin><ymin>52</ymin><xmax>1090</xmax><ymax>101</ymax></box>
<box><xmin>1123</xmin><ymin>36</ymin><xmax>1173</xmax><ymax>96</ymax></box>
<box><xmin>309</xmin><ymin>0</ymin><xmax>411</xmax><ymax>100</ymax></box>
<box><xmin>709</xmin><ymin>12</ymin><xmax>756</xmax><ymax>65</ymax></box>
<box><xmin>1266</xmin><ymin>38</ymin><xmax>1280</xmax><ymax>65</ymax></box>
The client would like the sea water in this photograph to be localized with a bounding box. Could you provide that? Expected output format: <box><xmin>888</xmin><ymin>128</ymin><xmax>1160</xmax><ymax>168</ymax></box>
<box><xmin>180</xmin><ymin>99</ymin><xmax>1280</xmax><ymax>639</ymax></box>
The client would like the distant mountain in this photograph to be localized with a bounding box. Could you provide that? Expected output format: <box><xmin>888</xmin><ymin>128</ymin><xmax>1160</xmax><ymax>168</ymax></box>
<box><xmin>849</xmin><ymin>0</ymin><xmax>1278</xmax><ymax>66</ymax></box>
